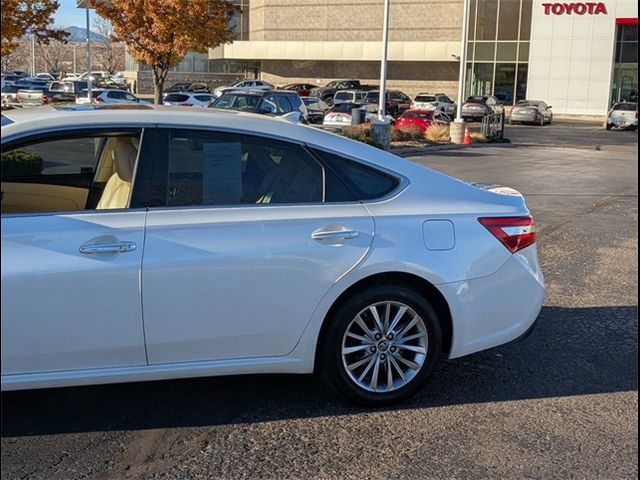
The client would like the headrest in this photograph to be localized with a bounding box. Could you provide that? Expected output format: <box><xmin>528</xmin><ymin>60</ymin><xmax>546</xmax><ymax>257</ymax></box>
<box><xmin>113</xmin><ymin>138</ymin><xmax>137</xmax><ymax>183</ymax></box>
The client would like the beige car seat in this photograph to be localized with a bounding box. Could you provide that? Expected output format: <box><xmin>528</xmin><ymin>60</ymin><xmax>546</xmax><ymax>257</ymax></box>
<box><xmin>96</xmin><ymin>138</ymin><xmax>138</xmax><ymax>210</ymax></box>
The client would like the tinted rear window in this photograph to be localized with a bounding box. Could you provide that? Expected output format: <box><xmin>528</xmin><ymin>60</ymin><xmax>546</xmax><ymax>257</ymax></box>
<box><xmin>330</xmin><ymin>103</ymin><xmax>362</xmax><ymax>113</ymax></box>
<box><xmin>613</xmin><ymin>103</ymin><xmax>636</xmax><ymax>111</ymax></box>
<box><xmin>164</xmin><ymin>94</ymin><xmax>190</xmax><ymax>102</ymax></box>
<box><xmin>402</xmin><ymin>111</ymin><xmax>433</xmax><ymax>119</ymax></box>
<box><xmin>415</xmin><ymin>95</ymin><xmax>436</xmax><ymax>102</ymax></box>
<box><xmin>466</xmin><ymin>96</ymin><xmax>486</xmax><ymax>103</ymax></box>
<box><xmin>312</xmin><ymin>149</ymin><xmax>401</xmax><ymax>201</ymax></box>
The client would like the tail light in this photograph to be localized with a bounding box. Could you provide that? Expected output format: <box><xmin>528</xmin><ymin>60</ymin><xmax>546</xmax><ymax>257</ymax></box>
<box><xmin>478</xmin><ymin>216</ymin><xmax>536</xmax><ymax>253</ymax></box>
<box><xmin>42</xmin><ymin>94</ymin><xmax>49</xmax><ymax>104</ymax></box>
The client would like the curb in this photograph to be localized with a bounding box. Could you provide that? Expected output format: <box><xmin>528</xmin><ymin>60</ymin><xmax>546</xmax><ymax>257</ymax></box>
<box><xmin>392</xmin><ymin>141</ymin><xmax>513</xmax><ymax>156</ymax></box>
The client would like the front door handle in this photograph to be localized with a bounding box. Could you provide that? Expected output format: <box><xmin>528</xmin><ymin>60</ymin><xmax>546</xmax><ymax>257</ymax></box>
<box><xmin>79</xmin><ymin>241</ymin><xmax>137</xmax><ymax>254</ymax></box>
<box><xmin>311</xmin><ymin>228</ymin><xmax>359</xmax><ymax>241</ymax></box>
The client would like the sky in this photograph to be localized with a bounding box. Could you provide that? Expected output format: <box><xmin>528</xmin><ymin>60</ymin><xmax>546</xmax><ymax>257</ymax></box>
<box><xmin>53</xmin><ymin>0</ymin><xmax>94</xmax><ymax>28</ymax></box>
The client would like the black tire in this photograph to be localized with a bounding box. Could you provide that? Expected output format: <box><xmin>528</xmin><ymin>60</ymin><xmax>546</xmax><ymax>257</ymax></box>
<box><xmin>606</xmin><ymin>123</ymin><xmax>612</xmax><ymax>131</ymax></box>
<box><xmin>319</xmin><ymin>284</ymin><xmax>442</xmax><ymax>406</ymax></box>
<box><xmin>539</xmin><ymin>115</ymin><xmax>544</xmax><ymax>126</ymax></box>
<box><xmin>323</xmin><ymin>96</ymin><xmax>334</xmax><ymax>106</ymax></box>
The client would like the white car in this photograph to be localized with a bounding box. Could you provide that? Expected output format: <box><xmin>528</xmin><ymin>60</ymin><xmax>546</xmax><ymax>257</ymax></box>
<box><xmin>0</xmin><ymin>105</ymin><xmax>544</xmax><ymax>405</ymax></box>
<box><xmin>213</xmin><ymin>79</ymin><xmax>273</xmax><ymax>97</ymax></box>
<box><xmin>411</xmin><ymin>93</ymin><xmax>456</xmax><ymax>114</ymax></box>
<box><xmin>76</xmin><ymin>89</ymin><xmax>146</xmax><ymax>105</ymax></box>
<box><xmin>163</xmin><ymin>92</ymin><xmax>216</xmax><ymax>108</ymax></box>
<box><xmin>333</xmin><ymin>89</ymin><xmax>367</xmax><ymax>104</ymax></box>
<box><xmin>606</xmin><ymin>102</ymin><xmax>638</xmax><ymax>130</ymax></box>
<box><xmin>33</xmin><ymin>73</ymin><xmax>56</xmax><ymax>82</ymax></box>
<box><xmin>323</xmin><ymin>102</ymin><xmax>395</xmax><ymax>128</ymax></box>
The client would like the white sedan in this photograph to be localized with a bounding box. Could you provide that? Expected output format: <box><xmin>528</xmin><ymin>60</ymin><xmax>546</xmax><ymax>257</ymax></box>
<box><xmin>162</xmin><ymin>92</ymin><xmax>216</xmax><ymax>108</ymax></box>
<box><xmin>0</xmin><ymin>105</ymin><xmax>544</xmax><ymax>405</ymax></box>
<box><xmin>76</xmin><ymin>89</ymin><xmax>147</xmax><ymax>105</ymax></box>
<box><xmin>213</xmin><ymin>79</ymin><xmax>273</xmax><ymax>98</ymax></box>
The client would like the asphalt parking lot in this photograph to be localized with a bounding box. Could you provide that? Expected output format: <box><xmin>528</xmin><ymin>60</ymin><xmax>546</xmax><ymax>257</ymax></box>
<box><xmin>1</xmin><ymin>121</ymin><xmax>637</xmax><ymax>480</ymax></box>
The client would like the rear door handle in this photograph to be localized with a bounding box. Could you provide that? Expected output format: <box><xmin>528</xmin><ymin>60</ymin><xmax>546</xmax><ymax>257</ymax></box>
<box><xmin>311</xmin><ymin>229</ymin><xmax>359</xmax><ymax>241</ymax></box>
<box><xmin>79</xmin><ymin>241</ymin><xmax>137</xmax><ymax>254</ymax></box>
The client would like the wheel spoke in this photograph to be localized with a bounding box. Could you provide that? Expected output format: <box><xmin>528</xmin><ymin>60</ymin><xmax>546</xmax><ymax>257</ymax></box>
<box><xmin>386</xmin><ymin>357</ymin><xmax>394</xmax><ymax>390</ymax></box>
<box><xmin>383</xmin><ymin>303</ymin><xmax>391</xmax><ymax>332</ymax></box>
<box><xmin>389</xmin><ymin>355</ymin><xmax>406</xmax><ymax>382</ymax></box>
<box><xmin>369</xmin><ymin>358</ymin><xmax>381</xmax><ymax>391</ymax></box>
<box><xmin>357</xmin><ymin>355</ymin><xmax>377</xmax><ymax>383</ymax></box>
<box><xmin>387</xmin><ymin>305</ymin><xmax>408</xmax><ymax>334</ymax></box>
<box><xmin>347</xmin><ymin>353</ymin><xmax>374</xmax><ymax>371</ymax></box>
<box><xmin>393</xmin><ymin>354</ymin><xmax>420</xmax><ymax>370</ymax></box>
<box><xmin>396</xmin><ymin>331</ymin><xmax>426</xmax><ymax>343</ymax></box>
<box><xmin>397</xmin><ymin>314</ymin><xmax>419</xmax><ymax>339</ymax></box>
<box><xmin>342</xmin><ymin>344</ymin><xmax>371</xmax><ymax>355</ymax></box>
<box><xmin>346</xmin><ymin>332</ymin><xmax>373</xmax><ymax>344</ymax></box>
<box><xmin>395</xmin><ymin>344</ymin><xmax>426</xmax><ymax>355</ymax></box>
<box><xmin>355</xmin><ymin>315</ymin><xmax>375</xmax><ymax>341</ymax></box>
<box><xmin>369</xmin><ymin>306</ymin><xmax>385</xmax><ymax>335</ymax></box>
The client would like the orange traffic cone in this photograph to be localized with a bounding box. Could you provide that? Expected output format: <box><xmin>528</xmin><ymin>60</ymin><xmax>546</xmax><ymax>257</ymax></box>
<box><xmin>462</xmin><ymin>125</ymin><xmax>472</xmax><ymax>144</ymax></box>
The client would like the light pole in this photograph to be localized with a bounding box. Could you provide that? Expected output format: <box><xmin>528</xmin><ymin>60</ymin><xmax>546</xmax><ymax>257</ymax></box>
<box><xmin>73</xmin><ymin>44</ymin><xmax>77</xmax><ymax>73</ymax></box>
<box><xmin>378</xmin><ymin>0</ymin><xmax>391</xmax><ymax>121</ymax></box>
<box><xmin>86</xmin><ymin>7</ymin><xmax>92</xmax><ymax>101</ymax></box>
<box><xmin>30</xmin><ymin>33</ymin><xmax>36</xmax><ymax>76</ymax></box>
<box><xmin>455</xmin><ymin>0</ymin><xmax>470</xmax><ymax>123</ymax></box>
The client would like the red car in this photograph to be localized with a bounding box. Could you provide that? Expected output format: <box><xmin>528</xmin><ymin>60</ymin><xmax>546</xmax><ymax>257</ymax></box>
<box><xmin>281</xmin><ymin>83</ymin><xmax>315</xmax><ymax>97</ymax></box>
<box><xmin>395</xmin><ymin>109</ymin><xmax>452</xmax><ymax>132</ymax></box>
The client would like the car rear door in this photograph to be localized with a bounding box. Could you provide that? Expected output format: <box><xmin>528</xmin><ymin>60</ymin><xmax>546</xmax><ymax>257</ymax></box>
<box><xmin>141</xmin><ymin>128</ymin><xmax>375</xmax><ymax>364</ymax></box>
<box><xmin>1</xmin><ymin>127</ymin><xmax>153</xmax><ymax>376</ymax></box>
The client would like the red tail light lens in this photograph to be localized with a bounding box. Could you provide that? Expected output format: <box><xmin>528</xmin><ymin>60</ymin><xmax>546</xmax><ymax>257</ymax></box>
<box><xmin>42</xmin><ymin>94</ymin><xmax>49</xmax><ymax>104</ymax></box>
<box><xmin>478</xmin><ymin>216</ymin><xmax>536</xmax><ymax>253</ymax></box>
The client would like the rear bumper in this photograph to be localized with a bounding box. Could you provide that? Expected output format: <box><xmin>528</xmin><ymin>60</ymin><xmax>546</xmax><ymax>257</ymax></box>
<box><xmin>607</xmin><ymin>118</ymin><xmax>638</xmax><ymax>128</ymax></box>
<box><xmin>511</xmin><ymin>112</ymin><xmax>539</xmax><ymax>122</ymax></box>
<box><xmin>440</xmin><ymin>245</ymin><xmax>545</xmax><ymax>359</ymax></box>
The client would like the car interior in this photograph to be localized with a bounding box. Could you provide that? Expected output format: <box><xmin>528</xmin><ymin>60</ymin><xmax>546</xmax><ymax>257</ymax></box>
<box><xmin>1</xmin><ymin>134</ymin><xmax>141</xmax><ymax>214</ymax></box>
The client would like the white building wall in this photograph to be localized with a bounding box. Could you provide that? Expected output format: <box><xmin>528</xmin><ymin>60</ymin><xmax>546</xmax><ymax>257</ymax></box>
<box><xmin>528</xmin><ymin>0</ymin><xmax>637</xmax><ymax>115</ymax></box>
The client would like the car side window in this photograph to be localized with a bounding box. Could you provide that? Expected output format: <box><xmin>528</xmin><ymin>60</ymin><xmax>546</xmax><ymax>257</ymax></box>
<box><xmin>276</xmin><ymin>95</ymin><xmax>292</xmax><ymax>113</ymax></box>
<box><xmin>311</xmin><ymin>148</ymin><xmax>401</xmax><ymax>201</ymax></box>
<box><xmin>156</xmin><ymin>129</ymin><xmax>324</xmax><ymax>208</ymax></box>
<box><xmin>1</xmin><ymin>130</ymin><xmax>143</xmax><ymax>215</ymax></box>
<box><xmin>125</xmin><ymin>93</ymin><xmax>137</xmax><ymax>102</ymax></box>
<box><xmin>261</xmin><ymin>93</ymin><xmax>280</xmax><ymax>113</ymax></box>
<box><xmin>287</xmin><ymin>94</ymin><xmax>303</xmax><ymax>112</ymax></box>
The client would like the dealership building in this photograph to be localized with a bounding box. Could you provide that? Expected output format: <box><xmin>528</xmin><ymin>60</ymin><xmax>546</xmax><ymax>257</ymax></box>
<box><xmin>86</xmin><ymin>0</ymin><xmax>638</xmax><ymax>116</ymax></box>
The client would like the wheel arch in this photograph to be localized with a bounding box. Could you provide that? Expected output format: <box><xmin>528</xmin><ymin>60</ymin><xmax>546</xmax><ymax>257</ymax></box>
<box><xmin>314</xmin><ymin>271</ymin><xmax>453</xmax><ymax>370</ymax></box>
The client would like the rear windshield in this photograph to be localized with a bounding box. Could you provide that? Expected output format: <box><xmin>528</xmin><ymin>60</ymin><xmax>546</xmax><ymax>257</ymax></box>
<box><xmin>466</xmin><ymin>96</ymin><xmax>486</xmax><ymax>103</ymax></box>
<box><xmin>415</xmin><ymin>95</ymin><xmax>436</xmax><ymax>102</ymax></box>
<box><xmin>402</xmin><ymin>111</ymin><xmax>434</xmax><ymax>119</ymax></box>
<box><xmin>211</xmin><ymin>93</ymin><xmax>261</xmax><ymax>111</ymax></box>
<box><xmin>613</xmin><ymin>103</ymin><xmax>636</xmax><ymax>111</ymax></box>
<box><xmin>164</xmin><ymin>94</ymin><xmax>190</xmax><ymax>102</ymax></box>
<box><xmin>516</xmin><ymin>101</ymin><xmax>543</xmax><ymax>107</ymax></box>
<box><xmin>329</xmin><ymin>103</ymin><xmax>363</xmax><ymax>113</ymax></box>
<box><xmin>334</xmin><ymin>92</ymin><xmax>352</xmax><ymax>100</ymax></box>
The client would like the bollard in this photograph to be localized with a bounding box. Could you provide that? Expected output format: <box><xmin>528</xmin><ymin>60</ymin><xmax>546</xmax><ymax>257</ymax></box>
<box><xmin>351</xmin><ymin>107</ymin><xmax>365</xmax><ymax>125</ymax></box>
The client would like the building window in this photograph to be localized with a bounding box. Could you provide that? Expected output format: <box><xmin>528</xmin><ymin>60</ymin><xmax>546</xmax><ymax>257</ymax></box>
<box><xmin>611</xmin><ymin>22</ymin><xmax>638</xmax><ymax>105</ymax></box>
<box><xmin>465</xmin><ymin>0</ymin><xmax>532</xmax><ymax>105</ymax></box>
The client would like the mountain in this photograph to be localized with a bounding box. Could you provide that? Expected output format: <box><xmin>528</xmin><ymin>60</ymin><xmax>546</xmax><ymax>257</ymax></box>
<box><xmin>64</xmin><ymin>26</ymin><xmax>107</xmax><ymax>43</ymax></box>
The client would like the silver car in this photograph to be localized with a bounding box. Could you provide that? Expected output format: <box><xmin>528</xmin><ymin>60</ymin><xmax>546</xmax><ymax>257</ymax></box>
<box><xmin>510</xmin><ymin>100</ymin><xmax>553</xmax><ymax>126</ymax></box>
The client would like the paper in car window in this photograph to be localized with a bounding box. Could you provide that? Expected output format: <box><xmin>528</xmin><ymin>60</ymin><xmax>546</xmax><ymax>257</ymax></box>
<box><xmin>202</xmin><ymin>142</ymin><xmax>242</xmax><ymax>204</ymax></box>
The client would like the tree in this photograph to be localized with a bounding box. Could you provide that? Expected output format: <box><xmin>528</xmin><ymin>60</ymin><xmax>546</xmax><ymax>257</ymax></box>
<box><xmin>90</xmin><ymin>0</ymin><xmax>236</xmax><ymax>104</ymax></box>
<box><xmin>92</xmin><ymin>17</ymin><xmax>124</xmax><ymax>75</ymax></box>
<box><xmin>1</xmin><ymin>0</ymin><xmax>69</xmax><ymax>56</ymax></box>
<box><xmin>37</xmin><ymin>32</ymin><xmax>68</xmax><ymax>75</ymax></box>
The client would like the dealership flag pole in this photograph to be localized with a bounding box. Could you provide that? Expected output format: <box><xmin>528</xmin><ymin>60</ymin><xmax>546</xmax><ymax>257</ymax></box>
<box><xmin>455</xmin><ymin>0</ymin><xmax>470</xmax><ymax>122</ymax></box>
<box><xmin>378</xmin><ymin>0</ymin><xmax>391</xmax><ymax>121</ymax></box>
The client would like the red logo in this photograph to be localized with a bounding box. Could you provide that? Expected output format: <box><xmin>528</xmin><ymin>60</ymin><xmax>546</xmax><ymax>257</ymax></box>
<box><xmin>542</xmin><ymin>2</ymin><xmax>608</xmax><ymax>14</ymax></box>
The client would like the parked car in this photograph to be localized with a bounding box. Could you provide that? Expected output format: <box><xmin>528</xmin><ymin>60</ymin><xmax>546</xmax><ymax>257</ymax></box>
<box><xmin>76</xmin><ymin>89</ymin><xmax>146</xmax><ymax>105</ymax></box>
<box><xmin>163</xmin><ymin>92</ymin><xmax>217</xmax><ymax>108</ymax></box>
<box><xmin>0</xmin><ymin>104</ymin><xmax>544</xmax><ymax>405</ymax></box>
<box><xmin>322</xmin><ymin>102</ymin><xmax>394</xmax><ymax>128</ymax></box>
<box><xmin>606</xmin><ymin>102</ymin><xmax>638</xmax><ymax>130</ymax></box>
<box><xmin>77</xmin><ymin>71</ymin><xmax>126</xmax><ymax>86</ymax></box>
<box><xmin>411</xmin><ymin>93</ymin><xmax>456</xmax><ymax>114</ymax></box>
<box><xmin>461</xmin><ymin>95</ymin><xmax>502</xmax><ymax>122</ymax></box>
<box><xmin>1</xmin><ymin>85</ymin><xmax>19</xmax><ymax>107</ymax></box>
<box><xmin>213</xmin><ymin>79</ymin><xmax>273</xmax><ymax>98</ymax></box>
<box><xmin>210</xmin><ymin>89</ymin><xmax>308</xmax><ymax>122</ymax></box>
<box><xmin>509</xmin><ymin>100</ymin><xmax>553</xmax><ymax>126</ymax></box>
<box><xmin>281</xmin><ymin>83</ymin><xmax>315</xmax><ymax>97</ymax></box>
<box><xmin>309</xmin><ymin>79</ymin><xmax>377</xmax><ymax>105</ymax></box>
<box><xmin>48</xmin><ymin>80</ymin><xmax>89</xmax><ymax>103</ymax></box>
<box><xmin>3</xmin><ymin>70</ymin><xmax>29</xmax><ymax>78</ymax></box>
<box><xmin>164</xmin><ymin>82</ymin><xmax>211</xmax><ymax>95</ymax></box>
<box><xmin>1</xmin><ymin>74</ymin><xmax>22</xmax><ymax>87</ymax></box>
<box><xmin>15</xmin><ymin>87</ymin><xmax>51</xmax><ymax>107</ymax></box>
<box><xmin>364</xmin><ymin>90</ymin><xmax>412</xmax><ymax>118</ymax></box>
<box><xmin>302</xmin><ymin>96</ymin><xmax>330</xmax><ymax>124</ymax></box>
<box><xmin>395</xmin><ymin>109</ymin><xmax>452</xmax><ymax>133</ymax></box>
<box><xmin>333</xmin><ymin>89</ymin><xmax>367</xmax><ymax>104</ymax></box>
<box><xmin>33</xmin><ymin>73</ymin><xmax>57</xmax><ymax>82</ymax></box>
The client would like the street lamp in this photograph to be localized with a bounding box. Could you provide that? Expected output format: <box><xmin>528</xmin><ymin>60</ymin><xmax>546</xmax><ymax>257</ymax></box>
<box><xmin>450</xmin><ymin>0</ymin><xmax>471</xmax><ymax>143</ymax></box>
<box><xmin>378</xmin><ymin>0</ymin><xmax>391</xmax><ymax>121</ymax></box>
<box><xmin>86</xmin><ymin>6</ymin><xmax>92</xmax><ymax>101</ymax></box>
